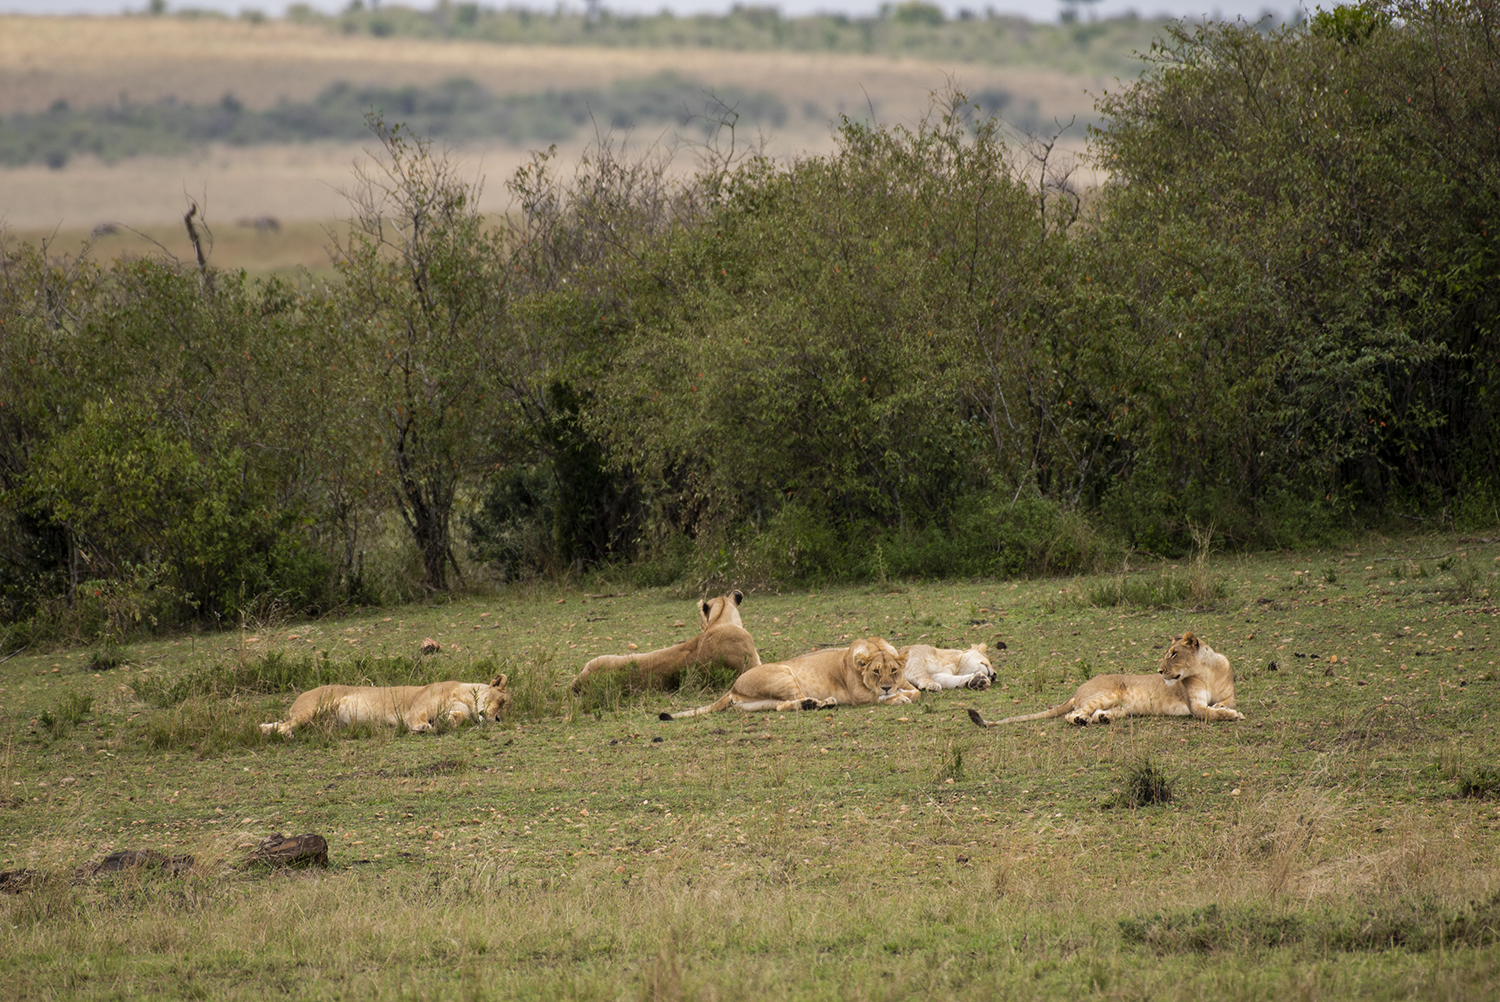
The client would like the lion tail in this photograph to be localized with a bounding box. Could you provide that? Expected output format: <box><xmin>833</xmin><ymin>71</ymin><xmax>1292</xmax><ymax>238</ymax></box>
<box><xmin>658</xmin><ymin>689</ymin><xmax>737</xmax><ymax>721</ymax></box>
<box><xmin>969</xmin><ymin>700</ymin><xmax>1075</xmax><ymax>728</ymax></box>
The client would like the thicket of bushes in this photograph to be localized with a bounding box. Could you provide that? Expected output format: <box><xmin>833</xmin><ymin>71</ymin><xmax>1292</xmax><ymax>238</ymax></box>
<box><xmin>2</xmin><ymin>2</ymin><xmax>1495</xmax><ymax>643</ymax></box>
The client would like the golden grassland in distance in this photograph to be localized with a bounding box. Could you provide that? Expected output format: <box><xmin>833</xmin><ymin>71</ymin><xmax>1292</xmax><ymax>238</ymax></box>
<box><xmin>0</xmin><ymin>12</ymin><xmax>1107</xmax><ymax>251</ymax></box>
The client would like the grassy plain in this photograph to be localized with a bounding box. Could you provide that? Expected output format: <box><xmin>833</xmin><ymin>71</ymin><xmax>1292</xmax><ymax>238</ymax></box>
<box><xmin>2</xmin><ymin>532</ymin><xmax>1498</xmax><ymax>998</ymax></box>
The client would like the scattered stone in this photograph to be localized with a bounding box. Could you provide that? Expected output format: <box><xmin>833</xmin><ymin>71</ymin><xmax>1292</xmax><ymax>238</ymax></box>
<box><xmin>419</xmin><ymin>638</ymin><xmax>441</xmax><ymax>656</ymax></box>
<box><xmin>242</xmin><ymin>833</ymin><xmax>328</xmax><ymax>870</ymax></box>
<box><xmin>0</xmin><ymin>869</ymin><xmax>41</xmax><ymax>894</ymax></box>
<box><xmin>79</xmin><ymin>849</ymin><xmax>194</xmax><ymax>879</ymax></box>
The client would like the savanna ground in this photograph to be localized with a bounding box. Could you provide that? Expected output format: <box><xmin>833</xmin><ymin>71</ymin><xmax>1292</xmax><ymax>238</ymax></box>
<box><xmin>2</xmin><ymin>532</ymin><xmax>1498</xmax><ymax>999</ymax></box>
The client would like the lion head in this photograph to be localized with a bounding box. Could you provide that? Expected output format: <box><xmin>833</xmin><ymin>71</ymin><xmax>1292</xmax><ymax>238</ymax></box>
<box><xmin>700</xmin><ymin>590</ymin><xmax>746</xmax><ymax>630</ymax></box>
<box><xmin>957</xmin><ymin>643</ymin><xmax>993</xmax><ymax>679</ymax></box>
<box><xmin>1158</xmin><ymin>633</ymin><xmax>1203</xmax><ymax>681</ymax></box>
<box><xmin>850</xmin><ymin>638</ymin><xmax>909</xmax><ymax>700</ymax></box>
<box><xmin>478</xmin><ymin>674</ymin><xmax>512</xmax><ymax>720</ymax></box>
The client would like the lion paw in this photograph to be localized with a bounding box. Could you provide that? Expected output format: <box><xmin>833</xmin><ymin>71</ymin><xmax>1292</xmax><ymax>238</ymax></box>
<box><xmin>963</xmin><ymin>674</ymin><xmax>992</xmax><ymax>691</ymax></box>
<box><xmin>799</xmin><ymin>698</ymin><xmax>821</xmax><ymax>711</ymax></box>
<box><xmin>1066</xmin><ymin>713</ymin><xmax>1089</xmax><ymax>726</ymax></box>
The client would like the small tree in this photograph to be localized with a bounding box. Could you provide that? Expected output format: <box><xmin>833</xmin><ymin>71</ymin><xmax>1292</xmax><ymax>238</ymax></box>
<box><xmin>331</xmin><ymin>117</ymin><xmax>507</xmax><ymax>591</ymax></box>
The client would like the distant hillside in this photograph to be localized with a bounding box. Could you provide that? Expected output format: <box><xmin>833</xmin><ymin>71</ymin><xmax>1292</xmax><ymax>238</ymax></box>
<box><xmin>278</xmin><ymin>3</ymin><xmax>1190</xmax><ymax>78</ymax></box>
<box><xmin>0</xmin><ymin>73</ymin><xmax>792</xmax><ymax>170</ymax></box>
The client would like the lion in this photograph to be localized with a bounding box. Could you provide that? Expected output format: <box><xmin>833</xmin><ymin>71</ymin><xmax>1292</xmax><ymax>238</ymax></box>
<box><xmin>900</xmin><ymin>643</ymin><xmax>995</xmax><ymax>691</ymax></box>
<box><xmin>260</xmin><ymin>674</ymin><xmax>510</xmax><ymax>737</ymax></box>
<box><xmin>659</xmin><ymin>636</ymin><xmax>918</xmax><ymax>718</ymax></box>
<box><xmin>570</xmin><ymin>590</ymin><xmax>760</xmax><ymax>692</ymax></box>
<box><xmin>968</xmin><ymin>632</ymin><xmax>1243</xmax><ymax>728</ymax></box>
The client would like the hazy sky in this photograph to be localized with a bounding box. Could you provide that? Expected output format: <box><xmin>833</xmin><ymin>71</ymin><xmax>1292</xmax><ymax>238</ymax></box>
<box><xmin>0</xmin><ymin>0</ymin><xmax>1318</xmax><ymax>27</ymax></box>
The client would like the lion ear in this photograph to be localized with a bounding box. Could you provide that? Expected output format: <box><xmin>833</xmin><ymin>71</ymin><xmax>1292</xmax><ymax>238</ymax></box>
<box><xmin>973</xmin><ymin>643</ymin><xmax>987</xmax><ymax>653</ymax></box>
<box><xmin>701</xmin><ymin>600</ymin><xmax>713</xmax><ymax>619</ymax></box>
<box><xmin>1181</xmin><ymin>632</ymin><xmax>1200</xmax><ymax>649</ymax></box>
<box><xmin>490</xmin><ymin>674</ymin><xmax>509</xmax><ymax>690</ymax></box>
<box><xmin>731</xmin><ymin>589</ymin><xmax>744</xmax><ymax>606</ymax></box>
<box><xmin>849</xmin><ymin>638</ymin><xmax>872</xmax><ymax>665</ymax></box>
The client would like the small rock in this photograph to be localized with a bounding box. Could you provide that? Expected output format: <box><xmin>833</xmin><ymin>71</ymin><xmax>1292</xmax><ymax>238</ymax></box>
<box><xmin>242</xmin><ymin>833</ymin><xmax>329</xmax><ymax>870</ymax></box>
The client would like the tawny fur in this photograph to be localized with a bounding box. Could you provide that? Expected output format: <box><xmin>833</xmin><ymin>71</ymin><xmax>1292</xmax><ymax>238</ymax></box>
<box><xmin>969</xmin><ymin>632</ymin><xmax>1242</xmax><ymax>728</ymax></box>
<box><xmin>899</xmin><ymin>643</ymin><xmax>995</xmax><ymax>691</ymax></box>
<box><xmin>660</xmin><ymin>637</ymin><xmax>918</xmax><ymax>718</ymax></box>
<box><xmin>570</xmin><ymin>591</ymin><xmax>760</xmax><ymax>692</ymax></box>
<box><xmin>261</xmin><ymin>674</ymin><xmax>510</xmax><ymax>737</ymax></box>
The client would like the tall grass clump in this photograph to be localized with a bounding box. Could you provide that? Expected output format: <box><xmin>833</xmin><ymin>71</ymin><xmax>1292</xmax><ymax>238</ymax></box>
<box><xmin>131</xmin><ymin>650</ymin><xmax>450</xmax><ymax>707</ymax></box>
<box><xmin>1087</xmin><ymin>529</ymin><xmax>1228</xmax><ymax>610</ymax></box>
<box><xmin>1117</xmin><ymin>758</ymin><xmax>1173</xmax><ymax>808</ymax></box>
<box><xmin>139</xmin><ymin>698</ymin><xmax>273</xmax><ymax>755</ymax></box>
<box><xmin>1121</xmin><ymin>893</ymin><xmax>1500</xmax><ymax>955</ymax></box>
<box><xmin>37</xmin><ymin>690</ymin><xmax>95</xmax><ymax>739</ymax></box>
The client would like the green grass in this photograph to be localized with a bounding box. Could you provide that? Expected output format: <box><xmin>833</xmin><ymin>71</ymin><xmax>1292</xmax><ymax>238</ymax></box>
<box><xmin>1</xmin><ymin>532</ymin><xmax>1498</xmax><ymax>998</ymax></box>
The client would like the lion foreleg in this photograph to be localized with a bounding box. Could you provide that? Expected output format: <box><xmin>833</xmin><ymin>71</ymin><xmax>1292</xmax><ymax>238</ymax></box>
<box><xmin>926</xmin><ymin>670</ymin><xmax>990</xmax><ymax>691</ymax></box>
<box><xmin>1182</xmin><ymin>678</ymin><xmax>1244</xmax><ymax>722</ymax></box>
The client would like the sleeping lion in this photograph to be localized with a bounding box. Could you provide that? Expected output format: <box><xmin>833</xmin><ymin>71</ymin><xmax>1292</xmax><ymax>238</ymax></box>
<box><xmin>899</xmin><ymin>643</ymin><xmax>995</xmax><ymax>691</ymax></box>
<box><xmin>968</xmin><ymin>632</ymin><xmax>1242</xmax><ymax>727</ymax></box>
<box><xmin>659</xmin><ymin>636</ymin><xmax>917</xmax><ymax>718</ymax></box>
<box><xmin>261</xmin><ymin>675</ymin><xmax>511</xmax><ymax>737</ymax></box>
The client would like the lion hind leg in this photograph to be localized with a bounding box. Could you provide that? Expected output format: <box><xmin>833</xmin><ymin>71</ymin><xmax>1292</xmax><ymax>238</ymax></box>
<box><xmin>925</xmin><ymin>670</ymin><xmax>984</xmax><ymax>690</ymax></box>
<box><xmin>1067</xmin><ymin>696</ymin><xmax>1121</xmax><ymax>726</ymax></box>
<box><xmin>731</xmin><ymin>699</ymin><xmax>789</xmax><ymax>712</ymax></box>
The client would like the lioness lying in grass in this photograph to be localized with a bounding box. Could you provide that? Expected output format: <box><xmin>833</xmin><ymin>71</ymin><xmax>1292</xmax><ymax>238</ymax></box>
<box><xmin>968</xmin><ymin>632</ymin><xmax>1242</xmax><ymax>727</ymax></box>
<box><xmin>659</xmin><ymin>637</ymin><xmax>916</xmax><ymax>718</ymax></box>
<box><xmin>570</xmin><ymin>591</ymin><xmax>760</xmax><ymax>692</ymax></box>
<box><xmin>899</xmin><ymin>643</ymin><xmax>995</xmax><ymax>691</ymax></box>
<box><xmin>261</xmin><ymin>675</ymin><xmax>510</xmax><ymax>737</ymax></box>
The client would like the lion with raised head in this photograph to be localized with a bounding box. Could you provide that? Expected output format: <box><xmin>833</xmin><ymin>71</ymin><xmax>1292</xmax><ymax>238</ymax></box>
<box><xmin>968</xmin><ymin>632</ymin><xmax>1242</xmax><ymax>728</ymax></box>
<box><xmin>659</xmin><ymin>636</ymin><xmax>917</xmax><ymax>718</ymax></box>
<box><xmin>261</xmin><ymin>675</ymin><xmax>510</xmax><ymax>737</ymax></box>
<box><xmin>899</xmin><ymin>643</ymin><xmax>994</xmax><ymax>691</ymax></box>
<box><xmin>570</xmin><ymin>590</ymin><xmax>760</xmax><ymax>692</ymax></box>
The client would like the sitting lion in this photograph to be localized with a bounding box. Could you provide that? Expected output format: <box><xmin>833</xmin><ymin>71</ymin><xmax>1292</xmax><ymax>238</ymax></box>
<box><xmin>968</xmin><ymin>632</ymin><xmax>1243</xmax><ymax>727</ymax></box>
<box><xmin>570</xmin><ymin>590</ymin><xmax>760</xmax><ymax>692</ymax></box>
<box><xmin>900</xmin><ymin>643</ymin><xmax>994</xmax><ymax>691</ymax></box>
<box><xmin>260</xmin><ymin>675</ymin><xmax>510</xmax><ymax>737</ymax></box>
<box><xmin>659</xmin><ymin>636</ymin><xmax>917</xmax><ymax>718</ymax></box>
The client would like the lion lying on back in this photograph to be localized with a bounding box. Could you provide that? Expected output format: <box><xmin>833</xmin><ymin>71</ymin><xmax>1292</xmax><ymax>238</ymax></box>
<box><xmin>969</xmin><ymin>632</ymin><xmax>1242</xmax><ymax>728</ymax></box>
<box><xmin>570</xmin><ymin>591</ymin><xmax>760</xmax><ymax>692</ymax></box>
<box><xmin>900</xmin><ymin>643</ymin><xmax>994</xmax><ymax>691</ymax></box>
<box><xmin>261</xmin><ymin>675</ymin><xmax>510</xmax><ymax>737</ymax></box>
<box><xmin>659</xmin><ymin>637</ymin><xmax>917</xmax><ymax>718</ymax></box>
